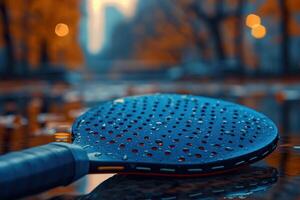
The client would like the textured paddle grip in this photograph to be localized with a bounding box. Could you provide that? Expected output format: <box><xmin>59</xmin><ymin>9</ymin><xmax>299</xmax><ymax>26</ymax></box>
<box><xmin>0</xmin><ymin>143</ymin><xmax>89</xmax><ymax>199</ymax></box>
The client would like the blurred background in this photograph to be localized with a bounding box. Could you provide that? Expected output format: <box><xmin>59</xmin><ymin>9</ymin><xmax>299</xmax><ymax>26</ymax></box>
<box><xmin>1</xmin><ymin>0</ymin><xmax>300</xmax><ymax>199</ymax></box>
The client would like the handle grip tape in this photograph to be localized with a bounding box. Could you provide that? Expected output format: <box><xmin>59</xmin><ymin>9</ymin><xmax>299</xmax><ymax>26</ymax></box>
<box><xmin>0</xmin><ymin>143</ymin><xmax>89</xmax><ymax>199</ymax></box>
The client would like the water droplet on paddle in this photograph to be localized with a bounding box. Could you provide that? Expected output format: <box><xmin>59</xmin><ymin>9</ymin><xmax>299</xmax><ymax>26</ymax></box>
<box><xmin>122</xmin><ymin>155</ymin><xmax>128</xmax><ymax>160</ymax></box>
<box><xmin>94</xmin><ymin>152</ymin><xmax>102</xmax><ymax>157</ymax></box>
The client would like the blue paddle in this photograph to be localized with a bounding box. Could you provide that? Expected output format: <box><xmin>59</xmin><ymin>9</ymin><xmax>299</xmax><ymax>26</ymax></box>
<box><xmin>0</xmin><ymin>94</ymin><xmax>278</xmax><ymax>199</ymax></box>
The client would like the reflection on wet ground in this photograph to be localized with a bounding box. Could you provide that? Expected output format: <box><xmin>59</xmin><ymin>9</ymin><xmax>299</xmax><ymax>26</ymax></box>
<box><xmin>25</xmin><ymin>142</ymin><xmax>300</xmax><ymax>200</ymax></box>
<box><xmin>70</xmin><ymin>166</ymin><xmax>278</xmax><ymax>199</ymax></box>
<box><xmin>0</xmin><ymin>81</ymin><xmax>300</xmax><ymax>199</ymax></box>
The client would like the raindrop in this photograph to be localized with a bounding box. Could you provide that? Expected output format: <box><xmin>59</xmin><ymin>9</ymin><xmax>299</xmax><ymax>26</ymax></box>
<box><xmin>122</xmin><ymin>155</ymin><xmax>128</xmax><ymax>160</ymax></box>
<box><xmin>94</xmin><ymin>152</ymin><xmax>102</xmax><ymax>157</ymax></box>
<box><xmin>225</xmin><ymin>147</ymin><xmax>233</xmax><ymax>151</ymax></box>
<box><xmin>114</xmin><ymin>98</ymin><xmax>125</xmax><ymax>104</ymax></box>
<box><xmin>210</xmin><ymin>152</ymin><xmax>217</xmax><ymax>157</ymax></box>
<box><xmin>83</xmin><ymin>145</ymin><xmax>91</xmax><ymax>149</ymax></box>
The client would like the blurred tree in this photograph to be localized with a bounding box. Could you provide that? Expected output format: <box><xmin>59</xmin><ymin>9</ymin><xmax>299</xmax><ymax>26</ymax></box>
<box><xmin>105</xmin><ymin>0</ymin><xmax>248</xmax><ymax>76</ymax></box>
<box><xmin>258</xmin><ymin>0</ymin><xmax>300</xmax><ymax>74</ymax></box>
<box><xmin>184</xmin><ymin>0</ymin><xmax>247</xmax><ymax>74</ymax></box>
<box><xmin>103</xmin><ymin>0</ymin><xmax>300</xmax><ymax>77</ymax></box>
<box><xmin>0</xmin><ymin>0</ymin><xmax>83</xmax><ymax>78</ymax></box>
<box><xmin>0</xmin><ymin>0</ymin><xmax>15</xmax><ymax>76</ymax></box>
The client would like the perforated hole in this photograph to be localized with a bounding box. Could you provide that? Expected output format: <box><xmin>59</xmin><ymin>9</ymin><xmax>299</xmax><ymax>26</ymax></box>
<box><xmin>109</xmin><ymin>140</ymin><xmax>115</xmax><ymax>144</ymax></box>
<box><xmin>139</xmin><ymin>142</ymin><xmax>145</xmax><ymax>147</ymax></box>
<box><xmin>151</xmin><ymin>147</ymin><xmax>158</xmax><ymax>151</ymax></box>
<box><xmin>132</xmin><ymin>149</ymin><xmax>138</xmax><ymax>153</ymax></box>
<box><xmin>178</xmin><ymin>157</ymin><xmax>185</xmax><ymax>162</ymax></box>
<box><xmin>100</xmin><ymin>136</ymin><xmax>106</xmax><ymax>140</ymax></box>
<box><xmin>198</xmin><ymin>146</ymin><xmax>205</xmax><ymax>150</ymax></box>
<box><xmin>195</xmin><ymin>153</ymin><xmax>202</xmax><ymax>158</ymax></box>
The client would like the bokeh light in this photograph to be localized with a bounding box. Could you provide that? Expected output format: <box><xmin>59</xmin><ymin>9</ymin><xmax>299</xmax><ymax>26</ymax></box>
<box><xmin>55</xmin><ymin>23</ymin><xmax>69</xmax><ymax>37</ymax></box>
<box><xmin>246</xmin><ymin>14</ymin><xmax>261</xmax><ymax>28</ymax></box>
<box><xmin>54</xmin><ymin>132</ymin><xmax>71</xmax><ymax>143</ymax></box>
<box><xmin>251</xmin><ymin>24</ymin><xmax>267</xmax><ymax>39</ymax></box>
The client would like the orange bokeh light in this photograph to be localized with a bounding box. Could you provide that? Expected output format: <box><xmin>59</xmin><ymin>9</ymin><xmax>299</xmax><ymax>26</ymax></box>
<box><xmin>55</xmin><ymin>23</ymin><xmax>69</xmax><ymax>37</ymax></box>
<box><xmin>251</xmin><ymin>24</ymin><xmax>267</xmax><ymax>39</ymax></box>
<box><xmin>246</xmin><ymin>14</ymin><xmax>261</xmax><ymax>28</ymax></box>
<box><xmin>54</xmin><ymin>132</ymin><xmax>71</xmax><ymax>142</ymax></box>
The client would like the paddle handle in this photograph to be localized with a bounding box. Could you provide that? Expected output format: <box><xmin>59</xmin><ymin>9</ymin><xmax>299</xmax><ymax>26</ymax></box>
<box><xmin>0</xmin><ymin>143</ymin><xmax>89</xmax><ymax>199</ymax></box>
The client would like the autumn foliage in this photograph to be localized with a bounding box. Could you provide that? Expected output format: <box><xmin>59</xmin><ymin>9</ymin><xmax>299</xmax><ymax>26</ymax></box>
<box><xmin>0</xmin><ymin>0</ymin><xmax>83</xmax><ymax>70</ymax></box>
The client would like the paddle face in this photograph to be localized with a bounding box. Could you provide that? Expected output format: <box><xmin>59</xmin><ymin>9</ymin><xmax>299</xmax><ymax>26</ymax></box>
<box><xmin>72</xmin><ymin>94</ymin><xmax>278</xmax><ymax>175</ymax></box>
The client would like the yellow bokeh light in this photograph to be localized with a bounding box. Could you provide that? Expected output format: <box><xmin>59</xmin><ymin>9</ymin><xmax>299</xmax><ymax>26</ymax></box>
<box><xmin>251</xmin><ymin>24</ymin><xmax>267</xmax><ymax>39</ymax></box>
<box><xmin>55</xmin><ymin>23</ymin><xmax>69</xmax><ymax>37</ymax></box>
<box><xmin>246</xmin><ymin>14</ymin><xmax>261</xmax><ymax>28</ymax></box>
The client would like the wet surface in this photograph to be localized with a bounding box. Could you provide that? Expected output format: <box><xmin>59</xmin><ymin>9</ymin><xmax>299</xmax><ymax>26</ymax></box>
<box><xmin>0</xmin><ymin>82</ymin><xmax>300</xmax><ymax>199</ymax></box>
<box><xmin>25</xmin><ymin>140</ymin><xmax>300</xmax><ymax>200</ymax></box>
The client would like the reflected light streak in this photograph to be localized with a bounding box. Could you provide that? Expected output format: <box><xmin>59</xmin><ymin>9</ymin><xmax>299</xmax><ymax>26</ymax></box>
<box><xmin>87</xmin><ymin>0</ymin><xmax>138</xmax><ymax>54</ymax></box>
<box><xmin>86</xmin><ymin>174</ymin><xmax>115</xmax><ymax>192</ymax></box>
